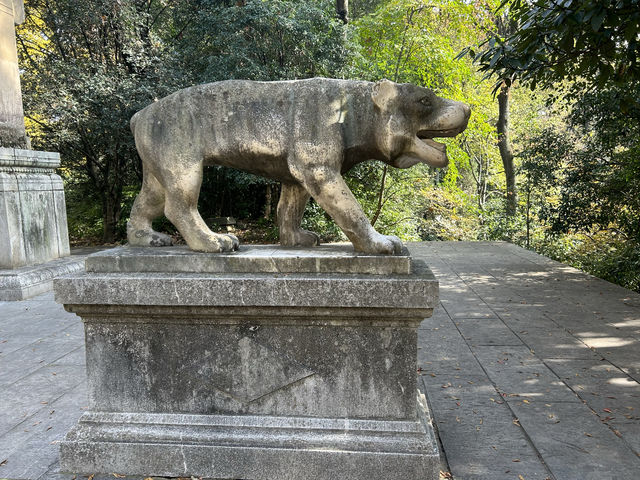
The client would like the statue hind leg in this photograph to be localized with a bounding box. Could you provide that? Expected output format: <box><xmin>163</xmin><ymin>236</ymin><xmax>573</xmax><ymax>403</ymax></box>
<box><xmin>127</xmin><ymin>167</ymin><xmax>173</xmax><ymax>247</ymax></box>
<box><xmin>277</xmin><ymin>182</ymin><xmax>320</xmax><ymax>247</ymax></box>
<box><xmin>160</xmin><ymin>158</ymin><xmax>239</xmax><ymax>253</ymax></box>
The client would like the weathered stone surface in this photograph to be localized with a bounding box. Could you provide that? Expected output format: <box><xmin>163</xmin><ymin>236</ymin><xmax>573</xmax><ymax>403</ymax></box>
<box><xmin>0</xmin><ymin>148</ymin><xmax>71</xmax><ymax>270</ymax></box>
<box><xmin>55</xmin><ymin>246</ymin><xmax>440</xmax><ymax>479</ymax></box>
<box><xmin>127</xmin><ymin>78</ymin><xmax>470</xmax><ymax>254</ymax></box>
<box><xmin>0</xmin><ymin>0</ymin><xmax>27</xmax><ymax>148</ymax></box>
<box><xmin>86</xmin><ymin>244</ymin><xmax>412</xmax><ymax>275</ymax></box>
<box><xmin>60</xmin><ymin>397</ymin><xmax>439</xmax><ymax>480</ymax></box>
<box><xmin>0</xmin><ymin>255</ymin><xmax>83</xmax><ymax>301</ymax></box>
<box><xmin>56</xmin><ymin>249</ymin><xmax>436</xmax><ymax>309</ymax></box>
<box><xmin>78</xmin><ymin>310</ymin><xmax>418</xmax><ymax>419</ymax></box>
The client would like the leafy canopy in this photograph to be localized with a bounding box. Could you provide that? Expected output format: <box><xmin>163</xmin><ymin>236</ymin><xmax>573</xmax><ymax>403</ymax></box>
<box><xmin>468</xmin><ymin>0</ymin><xmax>640</xmax><ymax>92</ymax></box>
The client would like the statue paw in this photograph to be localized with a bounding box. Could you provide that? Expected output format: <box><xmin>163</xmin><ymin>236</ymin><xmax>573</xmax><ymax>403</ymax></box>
<box><xmin>295</xmin><ymin>229</ymin><xmax>321</xmax><ymax>247</ymax></box>
<box><xmin>190</xmin><ymin>233</ymin><xmax>239</xmax><ymax>252</ymax></box>
<box><xmin>280</xmin><ymin>229</ymin><xmax>320</xmax><ymax>247</ymax></box>
<box><xmin>128</xmin><ymin>226</ymin><xmax>173</xmax><ymax>247</ymax></box>
<box><xmin>357</xmin><ymin>233</ymin><xmax>403</xmax><ymax>255</ymax></box>
<box><xmin>223</xmin><ymin>233</ymin><xmax>240</xmax><ymax>251</ymax></box>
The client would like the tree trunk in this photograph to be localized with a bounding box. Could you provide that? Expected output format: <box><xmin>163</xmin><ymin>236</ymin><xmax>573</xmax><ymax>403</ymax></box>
<box><xmin>264</xmin><ymin>183</ymin><xmax>273</xmax><ymax>219</ymax></box>
<box><xmin>336</xmin><ymin>0</ymin><xmax>348</xmax><ymax>23</ymax></box>
<box><xmin>497</xmin><ymin>81</ymin><xmax>517</xmax><ymax>217</ymax></box>
<box><xmin>102</xmin><ymin>192</ymin><xmax>121</xmax><ymax>243</ymax></box>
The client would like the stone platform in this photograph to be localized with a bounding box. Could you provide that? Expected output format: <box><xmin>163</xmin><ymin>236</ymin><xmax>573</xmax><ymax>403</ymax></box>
<box><xmin>0</xmin><ymin>147</ymin><xmax>77</xmax><ymax>300</ymax></box>
<box><xmin>53</xmin><ymin>245</ymin><xmax>440</xmax><ymax>480</ymax></box>
<box><xmin>2</xmin><ymin>242</ymin><xmax>640</xmax><ymax>480</ymax></box>
<box><xmin>0</xmin><ymin>255</ymin><xmax>84</xmax><ymax>301</ymax></box>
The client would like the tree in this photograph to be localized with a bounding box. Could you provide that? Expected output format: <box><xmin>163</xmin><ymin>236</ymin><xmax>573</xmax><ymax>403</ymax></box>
<box><xmin>472</xmin><ymin>0</ymin><xmax>640</xmax><ymax>93</ymax></box>
<box><xmin>492</xmin><ymin>12</ymin><xmax>517</xmax><ymax>217</ymax></box>
<box><xmin>17</xmin><ymin>0</ymin><xmax>182</xmax><ymax>242</ymax></box>
<box><xmin>473</xmin><ymin>0</ymin><xmax>640</xmax><ymax>291</ymax></box>
<box><xmin>350</xmin><ymin>0</ymin><xmax>511</xmax><ymax>240</ymax></box>
<box><xmin>168</xmin><ymin>0</ymin><xmax>348</xmax><ymax>226</ymax></box>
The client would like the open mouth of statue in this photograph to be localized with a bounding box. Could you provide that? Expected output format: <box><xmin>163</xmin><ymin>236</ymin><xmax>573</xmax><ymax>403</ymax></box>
<box><xmin>417</xmin><ymin>127</ymin><xmax>464</xmax><ymax>152</ymax></box>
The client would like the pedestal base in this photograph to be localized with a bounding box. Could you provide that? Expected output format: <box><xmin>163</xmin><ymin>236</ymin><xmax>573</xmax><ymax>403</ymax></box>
<box><xmin>60</xmin><ymin>395</ymin><xmax>439</xmax><ymax>480</ymax></box>
<box><xmin>54</xmin><ymin>245</ymin><xmax>441</xmax><ymax>479</ymax></box>
<box><xmin>0</xmin><ymin>255</ymin><xmax>83</xmax><ymax>300</ymax></box>
<box><xmin>0</xmin><ymin>147</ymin><xmax>71</xmax><ymax>270</ymax></box>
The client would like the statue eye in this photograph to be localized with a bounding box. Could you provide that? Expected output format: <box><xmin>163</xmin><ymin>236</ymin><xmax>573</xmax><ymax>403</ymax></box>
<box><xmin>420</xmin><ymin>97</ymin><xmax>432</xmax><ymax>108</ymax></box>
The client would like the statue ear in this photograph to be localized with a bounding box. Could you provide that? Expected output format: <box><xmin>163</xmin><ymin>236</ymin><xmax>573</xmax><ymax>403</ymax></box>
<box><xmin>371</xmin><ymin>79</ymin><xmax>396</xmax><ymax>110</ymax></box>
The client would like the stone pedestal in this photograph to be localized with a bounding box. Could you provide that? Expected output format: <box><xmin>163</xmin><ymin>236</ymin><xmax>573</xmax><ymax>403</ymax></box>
<box><xmin>54</xmin><ymin>245</ymin><xmax>441</xmax><ymax>480</ymax></box>
<box><xmin>0</xmin><ymin>147</ymin><xmax>82</xmax><ymax>300</ymax></box>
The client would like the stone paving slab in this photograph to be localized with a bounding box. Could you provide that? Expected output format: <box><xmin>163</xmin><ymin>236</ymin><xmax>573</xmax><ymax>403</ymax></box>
<box><xmin>410</xmin><ymin>241</ymin><xmax>640</xmax><ymax>480</ymax></box>
<box><xmin>0</xmin><ymin>241</ymin><xmax>639</xmax><ymax>480</ymax></box>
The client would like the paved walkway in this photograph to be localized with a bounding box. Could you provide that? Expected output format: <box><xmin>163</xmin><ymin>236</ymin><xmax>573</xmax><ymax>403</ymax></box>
<box><xmin>0</xmin><ymin>241</ymin><xmax>638</xmax><ymax>480</ymax></box>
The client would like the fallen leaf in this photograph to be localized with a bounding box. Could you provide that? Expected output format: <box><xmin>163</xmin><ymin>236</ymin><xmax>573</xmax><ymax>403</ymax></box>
<box><xmin>613</xmin><ymin>429</ymin><xmax>622</xmax><ymax>437</ymax></box>
<box><xmin>523</xmin><ymin>399</ymin><xmax>530</xmax><ymax>404</ymax></box>
<box><xmin>46</xmin><ymin>426</ymin><xmax>53</xmax><ymax>431</ymax></box>
<box><xmin>513</xmin><ymin>418</ymin><xmax>521</xmax><ymax>426</ymax></box>
<box><xmin>113</xmin><ymin>475</ymin><xmax>125</xmax><ymax>478</ymax></box>
<box><xmin>519</xmin><ymin>475</ymin><xmax>526</xmax><ymax>480</ymax></box>
<box><xmin>603</xmin><ymin>408</ymin><xmax>612</xmax><ymax>413</ymax></box>
<box><xmin>0</xmin><ymin>459</ymin><xmax>7</xmax><ymax>466</ymax></box>
<box><xmin>512</xmin><ymin>458</ymin><xmax>521</xmax><ymax>462</ymax></box>
<box><xmin>88</xmin><ymin>475</ymin><xmax>94</xmax><ymax>480</ymax></box>
<box><xmin>585</xmin><ymin>432</ymin><xmax>593</xmax><ymax>437</ymax></box>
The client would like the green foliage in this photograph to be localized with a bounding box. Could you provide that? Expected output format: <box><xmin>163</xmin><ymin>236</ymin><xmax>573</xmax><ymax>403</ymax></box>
<box><xmin>416</xmin><ymin>182</ymin><xmax>480</xmax><ymax>241</ymax></box>
<box><xmin>517</xmin><ymin>82</ymin><xmax>640</xmax><ymax>292</ymax></box>
<box><xmin>18</xmin><ymin>0</ymin><xmax>184</xmax><ymax>242</ymax></box>
<box><xmin>470</xmin><ymin>0</ymin><xmax>640</xmax><ymax>93</ymax></box>
<box><xmin>172</xmin><ymin>0</ymin><xmax>348</xmax><ymax>83</ymax></box>
<box><xmin>346</xmin><ymin>162</ymin><xmax>427</xmax><ymax>241</ymax></box>
<box><xmin>301</xmin><ymin>201</ymin><xmax>344</xmax><ymax>243</ymax></box>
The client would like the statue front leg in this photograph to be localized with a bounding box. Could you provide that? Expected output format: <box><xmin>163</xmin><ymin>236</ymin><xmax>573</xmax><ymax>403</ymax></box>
<box><xmin>288</xmin><ymin>153</ymin><xmax>402</xmax><ymax>255</ymax></box>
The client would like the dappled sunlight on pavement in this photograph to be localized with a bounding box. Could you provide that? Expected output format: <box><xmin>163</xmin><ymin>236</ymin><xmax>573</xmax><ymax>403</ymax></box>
<box><xmin>410</xmin><ymin>241</ymin><xmax>640</xmax><ymax>480</ymax></box>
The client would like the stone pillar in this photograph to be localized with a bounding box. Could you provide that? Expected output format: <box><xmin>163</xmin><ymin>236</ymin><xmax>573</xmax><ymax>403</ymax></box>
<box><xmin>0</xmin><ymin>0</ymin><xmax>82</xmax><ymax>300</ymax></box>
<box><xmin>0</xmin><ymin>0</ymin><xmax>27</xmax><ymax>148</ymax></box>
<box><xmin>54</xmin><ymin>245</ymin><xmax>441</xmax><ymax>480</ymax></box>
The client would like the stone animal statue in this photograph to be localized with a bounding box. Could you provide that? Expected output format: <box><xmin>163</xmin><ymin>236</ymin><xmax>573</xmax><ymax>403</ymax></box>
<box><xmin>127</xmin><ymin>78</ymin><xmax>470</xmax><ymax>254</ymax></box>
